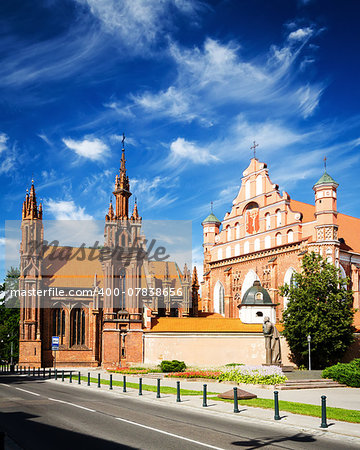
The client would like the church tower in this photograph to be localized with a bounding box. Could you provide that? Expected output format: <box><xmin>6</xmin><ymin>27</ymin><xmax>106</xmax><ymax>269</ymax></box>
<box><xmin>19</xmin><ymin>181</ymin><xmax>44</xmax><ymax>367</ymax></box>
<box><xmin>312</xmin><ymin>163</ymin><xmax>339</xmax><ymax>265</ymax></box>
<box><xmin>101</xmin><ymin>136</ymin><xmax>145</xmax><ymax>368</ymax></box>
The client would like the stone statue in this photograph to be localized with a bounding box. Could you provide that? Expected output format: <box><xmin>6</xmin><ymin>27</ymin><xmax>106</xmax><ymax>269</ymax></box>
<box><xmin>262</xmin><ymin>316</ymin><xmax>282</xmax><ymax>365</ymax></box>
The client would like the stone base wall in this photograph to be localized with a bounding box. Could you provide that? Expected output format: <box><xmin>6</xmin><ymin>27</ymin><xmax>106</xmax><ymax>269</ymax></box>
<box><xmin>143</xmin><ymin>332</ymin><xmax>293</xmax><ymax>367</ymax></box>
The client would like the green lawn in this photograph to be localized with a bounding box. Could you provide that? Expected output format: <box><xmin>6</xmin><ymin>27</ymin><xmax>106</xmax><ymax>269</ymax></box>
<box><xmin>210</xmin><ymin>397</ymin><xmax>360</xmax><ymax>424</ymax></box>
<box><xmin>64</xmin><ymin>375</ymin><xmax>217</xmax><ymax>396</ymax></box>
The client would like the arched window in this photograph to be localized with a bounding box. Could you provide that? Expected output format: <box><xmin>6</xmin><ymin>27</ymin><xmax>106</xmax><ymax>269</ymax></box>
<box><xmin>276</xmin><ymin>233</ymin><xmax>282</xmax><ymax>246</ymax></box>
<box><xmin>287</xmin><ymin>229</ymin><xmax>294</xmax><ymax>243</ymax></box>
<box><xmin>265</xmin><ymin>235</ymin><xmax>271</xmax><ymax>248</ymax></box>
<box><xmin>276</xmin><ymin>209</ymin><xmax>282</xmax><ymax>227</ymax></box>
<box><xmin>265</xmin><ymin>213</ymin><xmax>271</xmax><ymax>230</ymax></box>
<box><xmin>227</xmin><ymin>226</ymin><xmax>231</xmax><ymax>241</ymax></box>
<box><xmin>254</xmin><ymin>238</ymin><xmax>260</xmax><ymax>251</ymax></box>
<box><xmin>71</xmin><ymin>308</ymin><xmax>86</xmax><ymax>346</ymax></box>
<box><xmin>53</xmin><ymin>309</ymin><xmax>66</xmax><ymax>344</ymax></box>
<box><xmin>244</xmin><ymin>241</ymin><xmax>250</xmax><ymax>254</ymax></box>
<box><xmin>213</xmin><ymin>281</ymin><xmax>225</xmax><ymax>315</ymax></box>
<box><xmin>121</xmin><ymin>234</ymin><xmax>126</xmax><ymax>247</ymax></box>
<box><xmin>241</xmin><ymin>269</ymin><xmax>260</xmax><ymax>300</ymax></box>
<box><xmin>217</xmin><ymin>248</ymin><xmax>223</xmax><ymax>260</ymax></box>
<box><xmin>235</xmin><ymin>243</ymin><xmax>240</xmax><ymax>256</ymax></box>
<box><xmin>256</xmin><ymin>175</ymin><xmax>262</xmax><ymax>196</ymax></box>
<box><xmin>119</xmin><ymin>268</ymin><xmax>126</xmax><ymax>309</ymax></box>
<box><xmin>245</xmin><ymin>179</ymin><xmax>251</xmax><ymax>200</ymax></box>
<box><xmin>226</xmin><ymin>246</ymin><xmax>231</xmax><ymax>258</ymax></box>
<box><xmin>235</xmin><ymin>223</ymin><xmax>240</xmax><ymax>240</ymax></box>
<box><xmin>284</xmin><ymin>267</ymin><xmax>296</xmax><ymax>309</ymax></box>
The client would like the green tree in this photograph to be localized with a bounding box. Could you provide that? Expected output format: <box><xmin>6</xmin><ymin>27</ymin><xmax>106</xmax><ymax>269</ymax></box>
<box><xmin>279</xmin><ymin>253</ymin><xmax>355</xmax><ymax>369</ymax></box>
<box><xmin>0</xmin><ymin>267</ymin><xmax>20</xmax><ymax>363</ymax></box>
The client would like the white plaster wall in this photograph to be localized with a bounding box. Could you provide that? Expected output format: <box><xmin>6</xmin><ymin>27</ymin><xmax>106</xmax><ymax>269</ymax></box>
<box><xmin>239</xmin><ymin>305</ymin><xmax>275</xmax><ymax>324</ymax></box>
<box><xmin>144</xmin><ymin>333</ymin><xmax>292</xmax><ymax>367</ymax></box>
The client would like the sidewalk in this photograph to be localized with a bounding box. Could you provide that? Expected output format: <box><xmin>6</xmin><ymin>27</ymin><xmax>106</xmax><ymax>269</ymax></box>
<box><xmin>46</xmin><ymin>367</ymin><xmax>360</xmax><ymax>443</ymax></box>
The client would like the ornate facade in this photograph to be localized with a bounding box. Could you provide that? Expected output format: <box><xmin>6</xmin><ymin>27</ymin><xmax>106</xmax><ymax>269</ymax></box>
<box><xmin>201</xmin><ymin>157</ymin><xmax>360</xmax><ymax>329</ymax></box>
<box><xmin>18</xmin><ymin>145</ymin><xmax>199</xmax><ymax>368</ymax></box>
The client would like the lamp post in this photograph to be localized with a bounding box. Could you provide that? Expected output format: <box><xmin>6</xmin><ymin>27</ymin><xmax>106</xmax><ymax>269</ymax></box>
<box><xmin>7</xmin><ymin>334</ymin><xmax>14</xmax><ymax>366</ymax></box>
<box><xmin>307</xmin><ymin>334</ymin><xmax>311</xmax><ymax>371</ymax></box>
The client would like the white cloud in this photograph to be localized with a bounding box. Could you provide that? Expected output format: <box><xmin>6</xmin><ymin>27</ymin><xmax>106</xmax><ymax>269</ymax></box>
<box><xmin>63</xmin><ymin>137</ymin><xmax>108</xmax><ymax>161</ymax></box>
<box><xmin>129</xmin><ymin>33</ymin><xmax>324</xmax><ymax>125</ymax></box>
<box><xmin>288</xmin><ymin>27</ymin><xmax>313</xmax><ymax>41</ymax></box>
<box><xmin>75</xmin><ymin>0</ymin><xmax>204</xmax><ymax>55</ymax></box>
<box><xmin>131</xmin><ymin>175</ymin><xmax>179</xmax><ymax>210</ymax></box>
<box><xmin>169</xmin><ymin>137</ymin><xmax>220</xmax><ymax>165</ymax></box>
<box><xmin>0</xmin><ymin>133</ymin><xmax>9</xmax><ymax>153</ymax></box>
<box><xmin>46</xmin><ymin>199</ymin><xmax>94</xmax><ymax>220</ymax></box>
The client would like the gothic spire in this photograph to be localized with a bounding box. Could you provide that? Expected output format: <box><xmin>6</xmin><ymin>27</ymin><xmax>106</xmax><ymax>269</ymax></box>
<box><xmin>22</xmin><ymin>181</ymin><xmax>42</xmax><ymax>220</ymax></box>
<box><xmin>113</xmin><ymin>134</ymin><xmax>132</xmax><ymax>219</ymax></box>
<box><xmin>130</xmin><ymin>198</ymin><xmax>142</xmax><ymax>222</ymax></box>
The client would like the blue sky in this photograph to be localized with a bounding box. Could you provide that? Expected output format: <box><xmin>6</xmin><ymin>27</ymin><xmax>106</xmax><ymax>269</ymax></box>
<box><xmin>1</xmin><ymin>0</ymin><xmax>360</xmax><ymax>281</ymax></box>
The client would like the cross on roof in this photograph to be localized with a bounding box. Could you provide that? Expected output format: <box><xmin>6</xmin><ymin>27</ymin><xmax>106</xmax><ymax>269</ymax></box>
<box><xmin>210</xmin><ymin>201</ymin><xmax>213</xmax><ymax>213</ymax></box>
<box><xmin>122</xmin><ymin>133</ymin><xmax>125</xmax><ymax>148</ymax></box>
<box><xmin>324</xmin><ymin>156</ymin><xmax>327</xmax><ymax>171</ymax></box>
<box><xmin>250</xmin><ymin>141</ymin><xmax>259</xmax><ymax>158</ymax></box>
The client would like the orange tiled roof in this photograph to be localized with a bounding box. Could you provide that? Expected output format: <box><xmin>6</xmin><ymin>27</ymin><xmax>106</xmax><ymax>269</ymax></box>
<box><xmin>149</xmin><ymin>316</ymin><xmax>284</xmax><ymax>333</ymax></box>
<box><xmin>290</xmin><ymin>200</ymin><xmax>360</xmax><ymax>254</ymax></box>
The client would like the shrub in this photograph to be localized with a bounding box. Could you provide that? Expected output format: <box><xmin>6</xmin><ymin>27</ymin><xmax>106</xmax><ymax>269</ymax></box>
<box><xmin>160</xmin><ymin>360</ymin><xmax>186</xmax><ymax>373</ymax></box>
<box><xmin>225</xmin><ymin>363</ymin><xmax>244</xmax><ymax>367</ymax></box>
<box><xmin>322</xmin><ymin>359</ymin><xmax>360</xmax><ymax>387</ymax></box>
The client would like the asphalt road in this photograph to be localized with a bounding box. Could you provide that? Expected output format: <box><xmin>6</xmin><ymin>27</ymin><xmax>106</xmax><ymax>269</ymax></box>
<box><xmin>0</xmin><ymin>375</ymin><xmax>357</xmax><ymax>450</ymax></box>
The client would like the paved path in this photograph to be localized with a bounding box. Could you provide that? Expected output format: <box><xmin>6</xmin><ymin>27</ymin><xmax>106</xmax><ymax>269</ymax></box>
<box><xmin>0</xmin><ymin>374</ymin><xmax>359</xmax><ymax>450</ymax></box>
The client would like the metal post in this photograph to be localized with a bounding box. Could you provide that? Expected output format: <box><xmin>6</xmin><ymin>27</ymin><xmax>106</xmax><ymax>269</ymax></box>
<box><xmin>69</xmin><ymin>371</ymin><xmax>72</xmax><ymax>383</ymax></box>
<box><xmin>61</xmin><ymin>370</ymin><xmax>64</xmax><ymax>382</ymax></box>
<box><xmin>307</xmin><ymin>334</ymin><xmax>312</xmax><ymax>371</ymax></box>
<box><xmin>97</xmin><ymin>373</ymin><xmax>101</xmax><ymax>388</ymax></box>
<box><xmin>55</xmin><ymin>369</ymin><xmax>57</xmax><ymax>381</ymax></box>
<box><xmin>320</xmin><ymin>395</ymin><xmax>328</xmax><ymax>428</ymax></box>
<box><xmin>43</xmin><ymin>367</ymin><xmax>46</xmax><ymax>379</ymax></box>
<box><xmin>10</xmin><ymin>341</ymin><xmax>13</xmax><ymax>366</ymax></box>
<box><xmin>78</xmin><ymin>371</ymin><xmax>81</xmax><ymax>385</ymax></box>
<box><xmin>202</xmin><ymin>384</ymin><xmax>207</xmax><ymax>407</ymax></box>
<box><xmin>274</xmin><ymin>391</ymin><xmax>280</xmax><ymax>420</ymax></box>
<box><xmin>109</xmin><ymin>374</ymin><xmax>113</xmax><ymax>390</ymax></box>
<box><xmin>20</xmin><ymin>366</ymin><xmax>22</xmax><ymax>375</ymax></box>
<box><xmin>123</xmin><ymin>375</ymin><xmax>127</xmax><ymax>392</ymax></box>
<box><xmin>139</xmin><ymin>377</ymin><xmax>142</xmax><ymax>395</ymax></box>
<box><xmin>49</xmin><ymin>368</ymin><xmax>51</xmax><ymax>379</ymax></box>
<box><xmin>233</xmin><ymin>387</ymin><xmax>239</xmax><ymax>413</ymax></box>
<box><xmin>176</xmin><ymin>381</ymin><xmax>181</xmax><ymax>402</ymax></box>
<box><xmin>156</xmin><ymin>378</ymin><xmax>161</xmax><ymax>398</ymax></box>
<box><xmin>28</xmin><ymin>366</ymin><xmax>30</xmax><ymax>376</ymax></box>
<box><xmin>87</xmin><ymin>372</ymin><xmax>90</xmax><ymax>386</ymax></box>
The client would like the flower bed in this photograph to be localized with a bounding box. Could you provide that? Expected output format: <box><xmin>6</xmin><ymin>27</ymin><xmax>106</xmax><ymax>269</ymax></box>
<box><xmin>109</xmin><ymin>367</ymin><xmax>157</xmax><ymax>375</ymax></box>
<box><xmin>165</xmin><ymin>370</ymin><xmax>221</xmax><ymax>379</ymax></box>
<box><xmin>218</xmin><ymin>365</ymin><xmax>287</xmax><ymax>385</ymax></box>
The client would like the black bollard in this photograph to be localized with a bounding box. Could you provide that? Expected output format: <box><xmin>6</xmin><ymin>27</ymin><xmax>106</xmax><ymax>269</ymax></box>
<box><xmin>87</xmin><ymin>372</ymin><xmax>90</xmax><ymax>386</ymax></box>
<box><xmin>109</xmin><ymin>374</ymin><xmax>113</xmax><ymax>390</ymax></box>
<box><xmin>55</xmin><ymin>369</ymin><xmax>58</xmax><ymax>381</ymax></box>
<box><xmin>320</xmin><ymin>395</ymin><xmax>328</xmax><ymax>428</ymax></box>
<box><xmin>78</xmin><ymin>371</ymin><xmax>81</xmax><ymax>385</ymax></box>
<box><xmin>49</xmin><ymin>368</ymin><xmax>51</xmax><ymax>379</ymax></box>
<box><xmin>43</xmin><ymin>367</ymin><xmax>46</xmax><ymax>379</ymax></box>
<box><xmin>28</xmin><ymin>366</ymin><xmax>30</xmax><ymax>376</ymax></box>
<box><xmin>156</xmin><ymin>378</ymin><xmax>161</xmax><ymax>399</ymax></box>
<box><xmin>97</xmin><ymin>373</ymin><xmax>101</xmax><ymax>388</ymax></box>
<box><xmin>61</xmin><ymin>370</ymin><xmax>64</xmax><ymax>382</ymax></box>
<box><xmin>176</xmin><ymin>381</ymin><xmax>181</xmax><ymax>402</ymax></box>
<box><xmin>274</xmin><ymin>391</ymin><xmax>280</xmax><ymax>420</ymax></box>
<box><xmin>123</xmin><ymin>375</ymin><xmax>127</xmax><ymax>392</ymax></box>
<box><xmin>139</xmin><ymin>377</ymin><xmax>143</xmax><ymax>395</ymax></box>
<box><xmin>233</xmin><ymin>387</ymin><xmax>240</xmax><ymax>413</ymax></box>
<box><xmin>69</xmin><ymin>371</ymin><xmax>72</xmax><ymax>383</ymax></box>
<box><xmin>203</xmin><ymin>384</ymin><xmax>207</xmax><ymax>407</ymax></box>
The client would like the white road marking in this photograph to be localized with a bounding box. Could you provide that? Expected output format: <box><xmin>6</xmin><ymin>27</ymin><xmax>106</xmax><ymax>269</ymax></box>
<box><xmin>48</xmin><ymin>397</ymin><xmax>95</xmax><ymax>412</ymax></box>
<box><xmin>1</xmin><ymin>383</ymin><xmax>10</xmax><ymax>387</ymax></box>
<box><xmin>115</xmin><ymin>416</ymin><xmax>225</xmax><ymax>450</ymax></box>
<box><xmin>15</xmin><ymin>388</ymin><xmax>40</xmax><ymax>396</ymax></box>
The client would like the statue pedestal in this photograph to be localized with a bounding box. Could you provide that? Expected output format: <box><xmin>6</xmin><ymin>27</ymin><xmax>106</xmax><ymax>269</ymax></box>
<box><xmin>262</xmin><ymin>363</ymin><xmax>294</xmax><ymax>372</ymax></box>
